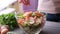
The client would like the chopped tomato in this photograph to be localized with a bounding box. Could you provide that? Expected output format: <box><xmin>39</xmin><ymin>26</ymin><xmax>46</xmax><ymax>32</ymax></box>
<box><xmin>18</xmin><ymin>19</ymin><xmax>24</xmax><ymax>25</ymax></box>
<box><xmin>0</xmin><ymin>28</ymin><xmax>1</xmax><ymax>33</ymax></box>
<box><xmin>35</xmin><ymin>12</ymin><xmax>43</xmax><ymax>17</ymax></box>
<box><xmin>25</xmin><ymin>16</ymin><xmax>30</xmax><ymax>21</ymax></box>
<box><xmin>24</xmin><ymin>11</ymin><xmax>32</xmax><ymax>21</ymax></box>
<box><xmin>34</xmin><ymin>16</ymin><xmax>37</xmax><ymax>21</ymax></box>
<box><xmin>24</xmin><ymin>11</ymin><xmax>32</xmax><ymax>17</ymax></box>
<box><xmin>1</xmin><ymin>28</ymin><xmax>8</xmax><ymax>34</ymax></box>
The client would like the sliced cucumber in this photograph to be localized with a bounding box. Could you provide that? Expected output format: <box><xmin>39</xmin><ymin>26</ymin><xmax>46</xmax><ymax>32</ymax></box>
<box><xmin>19</xmin><ymin>14</ymin><xmax>25</xmax><ymax>19</ymax></box>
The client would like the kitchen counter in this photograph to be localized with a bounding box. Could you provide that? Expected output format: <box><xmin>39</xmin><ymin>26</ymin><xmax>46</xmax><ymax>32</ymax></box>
<box><xmin>9</xmin><ymin>21</ymin><xmax>60</xmax><ymax>34</ymax></box>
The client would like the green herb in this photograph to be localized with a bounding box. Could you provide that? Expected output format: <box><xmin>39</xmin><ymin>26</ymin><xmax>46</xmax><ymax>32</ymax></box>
<box><xmin>32</xmin><ymin>13</ymin><xmax>36</xmax><ymax>17</ymax></box>
<box><xmin>0</xmin><ymin>13</ymin><xmax>18</xmax><ymax>30</ymax></box>
<box><xmin>22</xmin><ymin>23</ymin><xmax>27</xmax><ymax>27</ymax></box>
<box><xmin>18</xmin><ymin>14</ymin><xmax>25</xmax><ymax>19</ymax></box>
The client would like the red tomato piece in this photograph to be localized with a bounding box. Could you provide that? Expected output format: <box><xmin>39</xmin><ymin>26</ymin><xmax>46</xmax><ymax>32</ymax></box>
<box><xmin>35</xmin><ymin>12</ymin><xmax>43</xmax><ymax>17</ymax></box>
<box><xmin>25</xmin><ymin>16</ymin><xmax>30</xmax><ymax>21</ymax></box>
<box><xmin>0</xmin><ymin>26</ymin><xmax>1</xmax><ymax>33</ymax></box>
<box><xmin>24</xmin><ymin>11</ymin><xmax>32</xmax><ymax>17</ymax></box>
<box><xmin>18</xmin><ymin>19</ymin><xmax>24</xmax><ymax>25</ymax></box>
<box><xmin>34</xmin><ymin>16</ymin><xmax>37</xmax><ymax>21</ymax></box>
<box><xmin>1</xmin><ymin>28</ymin><xmax>8</xmax><ymax>34</ymax></box>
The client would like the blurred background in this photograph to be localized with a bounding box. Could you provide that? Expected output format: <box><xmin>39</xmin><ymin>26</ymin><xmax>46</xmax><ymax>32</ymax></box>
<box><xmin>0</xmin><ymin>0</ymin><xmax>18</xmax><ymax>13</ymax></box>
<box><xmin>0</xmin><ymin>0</ymin><xmax>60</xmax><ymax>34</ymax></box>
<box><xmin>0</xmin><ymin>0</ymin><xmax>60</xmax><ymax>22</ymax></box>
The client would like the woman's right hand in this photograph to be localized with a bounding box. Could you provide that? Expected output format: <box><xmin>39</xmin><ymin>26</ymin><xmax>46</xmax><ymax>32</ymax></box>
<box><xmin>18</xmin><ymin>0</ymin><xmax>30</xmax><ymax>5</ymax></box>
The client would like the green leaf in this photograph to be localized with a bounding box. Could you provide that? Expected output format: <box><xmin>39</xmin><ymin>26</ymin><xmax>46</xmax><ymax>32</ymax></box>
<box><xmin>19</xmin><ymin>14</ymin><xmax>25</xmax><ymax>19</ymax></box>
<box><xmin>0</xmin><ymin>13</ymin><xmax>18</xmax><ymax>30</ymax></box>
<box><xmin>32</xmin><ymin>13</ymin><xmax>36</xmax><ymax>17</ymax></box>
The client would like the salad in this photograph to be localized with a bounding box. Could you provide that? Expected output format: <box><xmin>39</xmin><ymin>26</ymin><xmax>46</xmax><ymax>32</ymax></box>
<box><xmin>16</xmin><ymin>11</ymin><xmax>45</xmax><ymax>34</ymax></box>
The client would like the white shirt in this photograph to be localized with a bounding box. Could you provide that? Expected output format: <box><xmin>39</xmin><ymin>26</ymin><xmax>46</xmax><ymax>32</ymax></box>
<box><xmin>38</xmin><ymin>0</ymin><xmax>60</xmax><ymax>14</ymax></box>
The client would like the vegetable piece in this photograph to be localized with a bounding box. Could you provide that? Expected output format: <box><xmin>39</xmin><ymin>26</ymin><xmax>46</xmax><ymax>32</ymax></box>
<box><xmin>24</xmin><ymin>11</ymin><xmax>32</xmax><ymax>21</ymax></box>
<box><xmin>34</xmin><ymin>16</ymin><xmax>37</xmax><ymax>21</ymax></box>
<box><xmin>1</xmin><ymin>25</ymin><xmax>9</xmax><ymax>34</ymax></box>
<box><xmin>35</xmin><ymin>12</ymin><xmax>43</xmax><ymax>17</ymax></box>
<box><xmin>29</xmin><ymin>17</ymin><xmax>35</xmax><ymax>24</ymax></box>
<box><xmin>40</xmin><ymin>17</ymin><xmax>44</xmax><ymax>27</ymax></box>
<box><xmin>18</xmin><ymin>19</ymin><xmax>24</xmax><ymax>25</ymax></box>
<box><xmin>1</xmin><ymin>28</ymin><xmax>8</xmax><ymax>34</ymax></box>
<box><xmin>32</xmin><ymin>12</ymin><xmax>36</xmax><ymax>17</ymax></box>
<box><xmin>0</xmin><ymin>25</ymin><xmax>1</xmax><ymax>33</ymax></box>
<box><xmin>24</xmin><ymin>11</ymin><xmax>32</xmax><ymax>17</ymax></box>
<box><xmin>0</xmin><ymin>29</ymin><xmax>1</xmax><ymax>33</ymax></box>
<box><xmin>25</xmin><ymin>16</ymin><xmax>30</xmax><ymax>21</ymax></box>
<box><xmin>19</xmin><ymin>14</ymin><xmax>25</xmax><ymax>19</ymax></box>
<box><xmin>22</xmin><ymin>23</ymin><xmax>27</xmax><ymax>27</ymax></box>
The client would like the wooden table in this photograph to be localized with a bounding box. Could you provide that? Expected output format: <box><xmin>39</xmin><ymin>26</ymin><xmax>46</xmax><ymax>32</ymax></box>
<box><xmin>9</xmin><ymin>21</ymin><xmax>60</xmax><ymax>34</ymax></box>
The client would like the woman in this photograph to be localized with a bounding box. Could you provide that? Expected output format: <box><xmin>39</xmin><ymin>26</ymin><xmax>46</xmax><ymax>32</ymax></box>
<box><xmin>18</xmin><ymin>0</ymin><xmax>38</xmax><ymax>12</ymax></box>
<box><xmin>38</xmin><ymin>0</ymin><xmax>60</xmax><ymax>22</ymax></box>
<box><xmin>18</xmin><ymin>0</ymin><xmax>60</xmax><ymax>22</ymax></box>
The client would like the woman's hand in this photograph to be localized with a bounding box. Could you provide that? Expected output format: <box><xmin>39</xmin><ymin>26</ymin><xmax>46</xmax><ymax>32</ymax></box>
<box><xmin>18</xmin><ymin>0</ymin><xmax>30</xmax><ymax>5</ymax></box>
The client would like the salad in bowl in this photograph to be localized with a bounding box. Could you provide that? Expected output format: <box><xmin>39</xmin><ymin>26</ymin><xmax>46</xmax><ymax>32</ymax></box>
<box><xmin>15</xmin><ymin>11</ymin><xmax>46</xmax><ymax>34</ymax></box>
